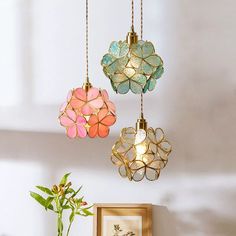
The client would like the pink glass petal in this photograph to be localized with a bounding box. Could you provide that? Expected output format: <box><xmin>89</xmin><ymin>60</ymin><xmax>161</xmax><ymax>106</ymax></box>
<box><xmin>67</xmin><ymin>90</ymin><xmax>72</xmax><ymax>101</ymax></box>
<box><xmin>101</xmin><ymin>89</ymin><xmax>109</xmax><ymax>101</ymax></box>
<box><xmin>70</xmin><ymin>99</ymin><xmax>85</xmax><ymax>109</ymax></box>
<box><xmin>60</xmin><ymin>116</ymin><xmax>74</xmax><ymax>127</ymax></box>
<box><xmin>74</xmin><ymin>88</ymin><xmax>87</xmax><ymax>101</ymax></box>
<box><xmin>60</xmin><ymin>102</ymin><xmax>67</xmax><ymax>113</ymax></box>
<box><xmin>98</xmin><ymin>124</ymin><xmax>109</xmax><ymax>138</ymax></box>
<box><xmin>67</xmin><ymin>125</ymin><xmax>77</xmax><ymax>138</ymax></box>
<box><xmin>101</xmin><ymin>114</ymin><xmax>116</xmax><ymax>126</ymax></box>
<box><xmin>89</xmin><ymin>96</ymin><xmax>104</xmax><ymax>109</ymax></box>
<box><xmin>98</xmin><ymin>108</ymin><xmax>109</xmax><ymax>121</ymax></box>
<box><xmin>66</xmin><ymin>110</ymin><xmax>76</xmax><ymax>121</ymax></box>
<box><xmin>88</xmin><ymin>124</ymin><xmax>98</xmax><ymax>138</ymax></box>
<box><xmin>87</xmin><ymin>87</ymin><xmax>99</xmax><ymax>101</ymax></box>
<box><xmin>106</xmin><ymin>100</ymin><xmax>116</xmax><ymax>114</ymax></box>
<box><xmin>76</xmin><ymin>116</ymin><xmax>87</xmax><ymax>125</ymax></box>
<box><xmin>81</xmin><ymin>104</ymin><xmax>94</xmax><ymax>115</ymax></box>
<box><xmin>77</xmin><ymin>125</ymin><xmax>87</xmax><ymax>138</ymax></box>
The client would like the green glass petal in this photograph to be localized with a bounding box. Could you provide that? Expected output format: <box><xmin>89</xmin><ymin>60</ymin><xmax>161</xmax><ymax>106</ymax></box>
<box><xmin>111</xmin><ymin>73</ymin><xmax>127</xmax><ymax>83</ymax></box>
<box><xmin>142</xmin><ymin>42</ymin><xmax>155</xmax><ymax>58</ymax></box>
<box><xmin>145</xmin><ymin>55</ymin><xmax>162</xmax><ymax>67</ymax></box>
<box><xmin>130</xmin><ymin>55</ymin><xmax>142</xmax><ymax>68</ymax></box>
<box><xmin>148</xmin><ymin>78</ymin><xmax>157</xmax><ymax>91</ymax></box>
<box><xmin>103</xmin><ymin>67</ymin><xmax>110</xmax><ymax>78</ymax></box>
<box><xmin>131</xmin><ymin>43</ymin><xmax>142</xmax><ymax>58</ymax></box>
<box><xmin>117</xmin><ymin>56</ymin><xmax>129</xmax><ymax>72</ymax></box>
<box><xmin>105</xmin><ymin>60</ymin><xmax>119</xmax><ymax>76</ymax></box>
<box><xmin>109</xmin><ymin>41</ymin><xmax>120</xmax><ymax>57</ymax></box>
<box><xmin>120</xmin><ymin>41</ymin><xmax>130</xmax><ymax>57</ymax></box>
<box><xmin>138</xmin><ymin>40</ymin><xmax>145</xmax><ymax>46</ymax></box>
<box><xmin>123</xmin><ymin>67</ymin><xmax>136</xmax><ymax>78</ymax></box>
<box><xmin>117</xmin><ymin>80</ymin><xmax>130</xmax><ymax>94</ymax></box>
<box><xmin>101</xmin><ymin>53</ymin><xmax>115</xmax><ymax>66</ymax></box>
<box><xmin>109</xmin><ymin>41</ymin><xmax>129</xmax><ymax>58</ymax></box>
<box><xmin>130</xmin><ymin>80</ymin><xmax>142</xmax><ymax>94</ymax></box>
<box><xmin>140</xmin><ymin>61</ymin><xmax>154</xmax><ymax>75</ymax></box>
<box><xmin>151</xmin><ymin>66</ymin><xmax>164</xmax><ymax>80</ymax></box>
<box><xmin>143</xmin><ymin>80</ymin><xmax>150</xmax><ymax>93</ymax></box>
<box><xmin>110</xmin><ymin>80</ymin><xmax>118</xmax><ymax>92</ymax></box>
<box><xmin>132</xmin><ymin>74</ymin><xmax>146</xmax><ymax>86</ymax></box>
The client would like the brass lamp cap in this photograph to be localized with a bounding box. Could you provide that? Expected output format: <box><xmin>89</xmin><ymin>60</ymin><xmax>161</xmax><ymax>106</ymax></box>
<box><xmin>126</xmin><ymin>30</ymin><xmax>138</xmax><ymax>45</ymax></box>
<box><xmin>136</xmin><ymin>117</ymin><xmax>148</xmax><ymax>131</ymax></box>
<box><xmin>83</xmin><ymin>81</ymin><xmax>92</xmax><ymax>91</ymax></box>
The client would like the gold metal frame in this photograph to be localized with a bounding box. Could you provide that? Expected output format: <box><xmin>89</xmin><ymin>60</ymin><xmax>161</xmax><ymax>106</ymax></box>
<box><xmin>93</xmin><ymin>204</ymin><xmax>152</xmax><ymax>236</ymax></box>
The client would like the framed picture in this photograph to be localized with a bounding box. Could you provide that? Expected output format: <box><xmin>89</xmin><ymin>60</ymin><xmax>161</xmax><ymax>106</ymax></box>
<box><xmin>93</xmin><ymin>204</ymin><xmax>152</xmax><ymax>236</ymax></box>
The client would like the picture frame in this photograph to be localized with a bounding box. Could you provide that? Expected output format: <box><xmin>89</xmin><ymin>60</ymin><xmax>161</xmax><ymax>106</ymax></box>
<box><xmin>93</xmin><ymin>204</ymin><xmax>152</xmax><ymax>236</ymax></box>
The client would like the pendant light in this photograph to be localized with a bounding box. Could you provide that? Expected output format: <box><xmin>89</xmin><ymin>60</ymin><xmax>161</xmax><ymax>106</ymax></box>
<box><xmin>59</xmin><ymin>0</ymin><xmax>116</xmax><ymax>139</ymax></box>
<box><xmin>110</xmin><ymin>0</ymin><xmax>172</xmax><ymax>181</ymax></box>
<box><xmin>101</xmin><ymin>0</ymin><xmax>164</xmax><ymax>94</ymax></box>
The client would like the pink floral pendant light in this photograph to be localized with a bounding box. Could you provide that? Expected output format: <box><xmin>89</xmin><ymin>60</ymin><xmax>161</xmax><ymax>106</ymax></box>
<box><xmin>59</xmin><ymin>0</ymin><xmax>116</xmax><ymax>139</ymax></box>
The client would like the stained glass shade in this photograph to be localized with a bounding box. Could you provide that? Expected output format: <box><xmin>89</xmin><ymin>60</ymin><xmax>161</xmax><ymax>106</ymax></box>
<box><xmin>111</xmin><ymin>126</ymin><xmax>172</xmax><ymax>181</ymax></box>
<box><xmin>101</xmin><ymin>40</ymin><xmax>164</xmax><ymax>94</ymax></box>
<box><xmin>59</xmin><ymin>87</ymin><xmax>116</xmax><ymax>139</ymax></box>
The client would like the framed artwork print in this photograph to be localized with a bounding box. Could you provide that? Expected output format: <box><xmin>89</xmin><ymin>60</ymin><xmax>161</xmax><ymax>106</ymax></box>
<box><xmin>93</xmin><ymin>204</ymin><xmax>152</xmax><ymax>236</ymax></box>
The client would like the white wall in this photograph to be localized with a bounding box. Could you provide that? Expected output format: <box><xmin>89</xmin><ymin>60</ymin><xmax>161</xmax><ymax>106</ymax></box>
<box><xmin>0</xmin><ymin>0</ymin><xmax>236</xmax><ymax>235</ymax></box>
<box><xmin>0</xmin><ymin>132</ymin><xmax>236</xmax><ymax>236</ymax></box>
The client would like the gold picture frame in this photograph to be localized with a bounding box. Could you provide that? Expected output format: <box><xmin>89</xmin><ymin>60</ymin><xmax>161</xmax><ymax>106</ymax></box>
<box><xmin>93</xmin><ymin>204</ymin><xmax>152</xmax><ymax>236</ymax></box>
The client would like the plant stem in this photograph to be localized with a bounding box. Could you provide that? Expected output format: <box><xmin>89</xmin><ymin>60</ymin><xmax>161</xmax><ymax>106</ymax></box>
<box><xmin>66</xmin><ymin>206</ymin><xmax>77</xmax><ymax>236</ymax></box>
<box><xmin>58</xmin><ymin>211</ymin><xmax>63</xmax><ymax>236</ymax></box>
<box><xmin>66</xmin><ymin>221</ymin><xmax>73</xmax><ymax>236</ymax></box>
<box><xmin>56</xmin><ymin>196</ymin><xmax>63</xmax><ymax>236</ymax></box>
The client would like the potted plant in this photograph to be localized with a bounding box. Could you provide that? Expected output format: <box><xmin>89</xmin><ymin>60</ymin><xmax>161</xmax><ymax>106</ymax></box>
<box><xmin>30</xmin><ymin>173</ymin><xmax>93</xmax><ymax>236</ymax></box>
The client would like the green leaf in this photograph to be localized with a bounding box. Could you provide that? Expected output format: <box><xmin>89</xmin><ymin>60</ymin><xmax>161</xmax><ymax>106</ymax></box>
<box><xmin>36</xmin><ymin>186</ymin><xmax>53</xmax><ymax>196</ymax></box>
<box><xmin>82</xmin><ymin>208</ymin><xmax>93</xmax><ymax>216</ymax></box>
<box><xmin>73</xmin><ymin>186</ymin><xmax>82</xmax><ymax>197</ymax></box>
<box><xmin>66</xmin><ymin>188</ymin><xmax>75</xmax><ymax>194</ymax></box>
<box><xmin>75</xmin><ymin>197</ymin><xmax>84</xmax><ymax>205</ymax></box>
<box><xmin>59</xmin><ymin>193</ymin><xmax>68</xmax><ymax>206</ymax></box>
<box><xmin>63</xmin><ymin>185</ymin><xmax>83</xmax><ymax>209</ymax></box>
<box><xmin>62</xmin><ymin>205</ymin><xmax>71</xmax><ymax>210</ymax></box>
<box><xmin>30</xmin><ymin>191</ymin><xmax>53</xmax><ymax>211</ymax></box>
<box><xmin>45</xmin><ymin>197</ymin><xmax>54</xmax><ymax>210</ymax></box>
<box><xmin>60</xmin><ymin>173</ymin><xmax>71</xmax><ymax>186</ymax></box>
<box><xmin>83</xmin><ymin>205</ymin><xmax>94</xmax><ymax>210</ymax></box>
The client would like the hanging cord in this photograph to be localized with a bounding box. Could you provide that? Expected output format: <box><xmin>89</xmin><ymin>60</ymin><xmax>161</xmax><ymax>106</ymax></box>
<box><xmin>141</xmin><ymin>0</ymin><xmax>143</xmax><ymax>40</ymax></box>
<box><xmin>140</xmin><ymin>0</ymin><xmax>144</xmax><ymax>118</ymax></box>
<box><xmin>85</xmin><ymin>0</ymin><xmax>89</xmax><ymax>83</ymax></box>
<box><xmin>140</xmin><ymin>93</ymin><xmax>144</xmax><ymax>118</ymax></box>
<box><xmin>131</xmin><ymin>0</ymin><xmax>134</xmax><ymax>31</ymax></box>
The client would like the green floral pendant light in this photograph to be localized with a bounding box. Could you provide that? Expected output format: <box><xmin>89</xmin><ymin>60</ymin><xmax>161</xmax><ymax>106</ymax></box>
<box><xmin>101</xmin><ymin>0</ymin><xmax>164</xmax><ymax>94</ymax></box>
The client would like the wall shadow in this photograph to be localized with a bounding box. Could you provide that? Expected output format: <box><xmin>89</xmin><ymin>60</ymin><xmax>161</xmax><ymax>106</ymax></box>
<box><xmin>175</xmin><ymin>208</ymin><xmax>236</xmax><ymax>236</ymax></box>
<box><xmin>153</xmin><ymin>205</ymin><xmax>179</xmax><ymax>236</ymax></box>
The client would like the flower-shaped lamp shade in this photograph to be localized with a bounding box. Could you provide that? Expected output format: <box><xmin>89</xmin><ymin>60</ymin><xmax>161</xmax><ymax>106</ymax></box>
<box><xmin>101</xmin><ymin>40</ymin><xmax>164</xmax><ymax>94</ymax></box>
<box><xmin>111</xmin><ymin>126</ymin><xmax>172</xmax><ymax>181</ymax></box>
<box><xmin>59</xmin><ymin>87</ymin><xmax>116</xmax><ymax>139</ymax></box>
